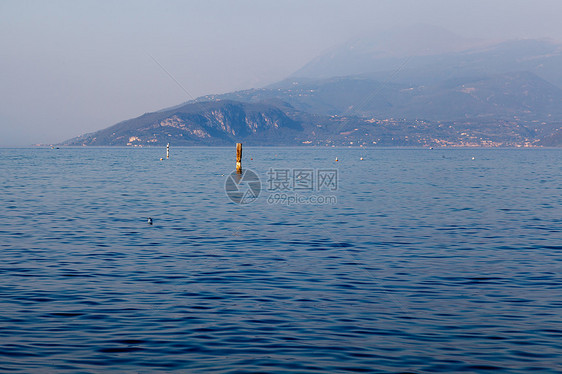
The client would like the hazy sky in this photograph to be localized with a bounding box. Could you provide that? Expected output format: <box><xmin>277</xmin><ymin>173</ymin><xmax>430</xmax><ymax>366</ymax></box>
<box><xmin>2</xmin><ymin>0</ymin><xmax>562</xmax><ymax>146</ymax></box>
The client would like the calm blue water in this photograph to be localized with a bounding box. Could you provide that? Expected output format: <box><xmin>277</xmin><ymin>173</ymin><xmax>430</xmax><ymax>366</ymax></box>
<box><xmin>0</xmin><ymin>147</ymin><xmax>561</xmax><ymax>373</ymax></box>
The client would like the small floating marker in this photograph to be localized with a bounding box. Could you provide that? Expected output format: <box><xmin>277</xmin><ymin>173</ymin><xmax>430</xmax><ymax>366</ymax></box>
<box><xmin>250</xmin><ymin>158</ymin><xmax>253</xmax><ymax>160</ymax></box>
<box><xmin>166</xmin><ymin>143</ymin><xmax>170</xmax><ymax>159</ymax></box>
<box><xmin>147</xmin><ymin>217</ymin><xmax>153</xmax><ymax>225</ymax></box>
<box><xmin>160</xmin><ymin>157</ymin><xmax>163</xmax><ymax>161</ymax></box>
<box><xmin>360</xmin><ymin>157</ymin><xmax>364</xmax><ymax>161</ymax></box>
<box><xmin>335</xmin><ymin>157</ymin><xmax>339</xmax><ymax>162</ymax></box>
<box><xmin>472</xmin><ymin>157</ymin><xmax>475</xmax><ymax>160</ymax></box>
<box><xmin>429</xmin><ymin>147</ymin><xmax>434</xmax><ymax>150</ymax></box>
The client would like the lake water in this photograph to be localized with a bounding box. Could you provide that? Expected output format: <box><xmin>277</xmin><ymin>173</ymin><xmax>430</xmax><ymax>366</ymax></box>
<box><xmin>0</xmin><ymin>147</ymin><xmax>561</xmax><ymax>373</ymax></box>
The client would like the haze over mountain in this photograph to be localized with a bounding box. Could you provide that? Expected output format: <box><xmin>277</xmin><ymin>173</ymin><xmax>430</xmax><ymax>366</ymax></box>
<box><xmin>290</xmin><ymin>26</ymin><xmax>562</xmax><ymax>89</ymax></box>
<box><xmin>291</xmin><ymin>25</ymin><xmax>488</xmax><ymax>79</ymax></box>
<box><xmin>63</xmin><ymin>26</ymin><xmax>562</xmax><ymax>147</ymax></box>
<box><xmin>6</xmin><ymin>1</ymin><xmax>562</xmax><ymax>146</ymax></box>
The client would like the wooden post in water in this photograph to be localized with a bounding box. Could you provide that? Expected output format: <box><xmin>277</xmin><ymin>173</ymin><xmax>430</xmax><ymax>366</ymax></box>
<box><xmin>166</xmin><ymin>143</ymin><xmax>170</xmax><ymax>159</ymax></box>
<box><xmin>236</xmin><ymin>143</ymin><xmax>242</xmax><ymax>173</ymax></box>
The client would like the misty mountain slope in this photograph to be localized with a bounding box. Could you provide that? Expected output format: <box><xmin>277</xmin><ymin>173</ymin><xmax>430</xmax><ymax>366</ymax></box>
<box><xmin>60</xmin><ymin>94</ymin><xmax>560</xmax><ymax>147</ymax></box>
<box><xmin>291</xmin><ymin>24</ymin><xmax>486</xmax><ymax>79</ymax></box>
<box><xmin>190</xmin><ymin>35</ymin><xmax>562</xmax><ymax>136</ymax></box>
<box><xmin>62</xmin><ymin>100</ymin><xmax>303</xmax><ymax>146</ymax></box>
<box><xmin>398</xmin><ymin>71</ymin><xmax>562</xmax><ymax>120</ymax></box>
<box><xmin>292</xmin><ymin>36</ymin><xmax>562</xmax><ymax>88</ymax></box>
<box><xmin>61</xmin><ymin>32</ymin><xmax>562</xmax><ymax>147</ymax></box>
<box><xmin>211</xmin><ymin>71</ymin><xmax>562</xmax><ymax>121</ymax></box>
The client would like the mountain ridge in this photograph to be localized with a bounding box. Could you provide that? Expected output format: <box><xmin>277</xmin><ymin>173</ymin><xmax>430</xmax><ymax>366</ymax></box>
<box><xmin>61</xmin><ymin>35</ymin><xmax>562</xmax><ymax>147</ymax></box>
<box><xmin>62</xmin><ymin>100</ymin><xmax>303</xmax><ymax>146</ymax></box>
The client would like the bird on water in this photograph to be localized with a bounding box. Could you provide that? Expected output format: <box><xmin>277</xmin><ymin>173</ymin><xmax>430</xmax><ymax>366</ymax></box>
<box><xmin>147</xmin><ymin>217</ymin><xmax>153</xmax><ymax>225</ymax></box>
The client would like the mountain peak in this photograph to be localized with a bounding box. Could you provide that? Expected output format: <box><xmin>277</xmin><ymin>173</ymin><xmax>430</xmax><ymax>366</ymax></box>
<box><xmin>292</xmin><ymin>25</ymin><xmax>489</xmax><ymax>79</ymax></box>
<box><xmin>291</xmin><ymin>29</ymin><xmax>562</xmax><ymax>86</ymax></box>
